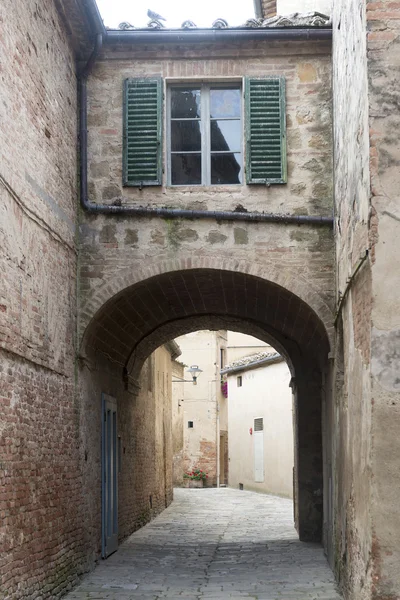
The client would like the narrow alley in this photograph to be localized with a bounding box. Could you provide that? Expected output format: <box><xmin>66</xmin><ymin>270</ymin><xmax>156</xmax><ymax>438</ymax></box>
<box><xmin>65</xmin><ymin>488</ymin><xmax>341</xmax><ymax>599</ymax></box>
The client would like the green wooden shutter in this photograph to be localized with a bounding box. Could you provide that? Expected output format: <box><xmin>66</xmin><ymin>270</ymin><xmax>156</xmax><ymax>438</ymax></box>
<box><xmin>245</xmin><ymin>77</ymin><xmax>287</xmax><ymax>185</ymax></box>
<box><xmin>123</xmin><ymin>77</ymin><xmax>163</xmax><ymax>186</ymax></box>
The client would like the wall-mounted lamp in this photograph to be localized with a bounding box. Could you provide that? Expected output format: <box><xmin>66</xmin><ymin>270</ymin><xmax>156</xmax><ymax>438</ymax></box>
<box><xmin>187</xmin><ymin>365</ymin><xmax>203</xmax><ymax>385</ymax></box>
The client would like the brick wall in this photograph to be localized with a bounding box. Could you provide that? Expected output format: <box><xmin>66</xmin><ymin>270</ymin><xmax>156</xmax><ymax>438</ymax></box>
<box><xmin>0</xmin><ymin>1</ymin><xmax>177</xmax><ymax>596</ymax></box>
<box><xmin>79</xmin><ymin>346</ymin><xmax>175</xmax><ymax>557</ymax></box>
<box><xmin>262</xmin><ymin>0</ymin><xmax>277</xmax><ymax>18</ymax></box>
<box><xmin>0</xmin><ymin>0</ymin><xmax>82</xmax><ymax>597</ymax></box>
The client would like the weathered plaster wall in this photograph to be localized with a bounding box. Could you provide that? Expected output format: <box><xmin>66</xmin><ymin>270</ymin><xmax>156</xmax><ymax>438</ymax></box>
<box><xmin>367</xmin><ymin>2</ymin><xmax>400</xmax><ymax>597</ymax></box>
<box><xmin>0</xmin><ymin>0</ymin><xmax>81</xmax><ymax>597</ymax></box>
<box><xmin>332</xmin><ymin>0</ymin><xmax>400</xmax><ymax>598</ymax></box>
<box><xmin>331</xmin><ymin>1</ymin><xmax>372</xmax><ymax>597</ymax></box>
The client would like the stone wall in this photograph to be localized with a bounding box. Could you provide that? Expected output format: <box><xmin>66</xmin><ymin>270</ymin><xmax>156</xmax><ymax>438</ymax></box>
<box><xmin>81</xmin><ymin>37</ymin><xmax>335</xmax><ymax>355</ymax></box>
<box><xmin>0</xmin><ymin>0</ymin><xmax>81</xmax><ymax>596</ymax></box>
<box><xmin>332</xmin><ymin>0</ymin><xmax>400</xmax><ymax>597</ymax></box>
<box><xmin>87</xmin><ymin>39</ymin><xmax>332</xmax><ymax>217</ymax></box>
<box><xmin>81</xmin><ymin>37</ymin><xmax>335</xmax><ymax>542</ymax></box>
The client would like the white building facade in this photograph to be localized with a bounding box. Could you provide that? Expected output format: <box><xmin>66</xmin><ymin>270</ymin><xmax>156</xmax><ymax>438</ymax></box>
<box><xmin>224</xmin><ymin>352</ymin><xmax>294</xmax><ymax>498</ymax></box>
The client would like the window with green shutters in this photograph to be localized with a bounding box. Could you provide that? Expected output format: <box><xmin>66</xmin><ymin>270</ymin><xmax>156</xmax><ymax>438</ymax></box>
<box><xmin>123</xmin><ymin>77</ymin><xmax>163</xmax><ymax>186</ymax></box>
<box><xmin>122</xmin><ymin>76</ymin><xmax>286</xmax><ymax>187</ymax></box>
<box><xmin>245</xmin><ymin>76</ymin><xmax>287</xmax><ymax>185</ymax></box>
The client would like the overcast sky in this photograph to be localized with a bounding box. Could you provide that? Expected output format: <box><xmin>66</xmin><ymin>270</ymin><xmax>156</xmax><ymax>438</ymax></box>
<box><xmin>95</xmin><ymin>0</ymin><xmax>255</xmax><ymax>29</ymax></box>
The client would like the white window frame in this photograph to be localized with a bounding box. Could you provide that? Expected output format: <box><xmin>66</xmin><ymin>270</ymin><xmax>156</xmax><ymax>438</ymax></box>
<box><xmin>166</xmin><ymin>82</ymin><xmax>243</xmax><ymax>187</ymax></box>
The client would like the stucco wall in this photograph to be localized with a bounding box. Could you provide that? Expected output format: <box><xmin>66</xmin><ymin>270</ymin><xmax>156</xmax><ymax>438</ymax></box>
<box><xmin>227</xmin><ymin>360</ymin><xmax>293</xmax><ymax>497</ymax></box>
<box><xmin>174</xmin><ymin>331</ymin><xmax>227</xmax><ymax>486</ymax></box>
<box><xmin>226</xmin><ymin>331</ymin><xmax>269</xmax><ymax>362</ymax></box>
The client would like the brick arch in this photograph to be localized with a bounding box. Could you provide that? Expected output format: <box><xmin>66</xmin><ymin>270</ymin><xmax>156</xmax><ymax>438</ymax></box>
<box><xmin>79</xmin><ymin>255</ymin><xmax>334</xmax><ymax>349</ymax></box>
<box><xmin>125</xmin><ymin>314</ymin><xmax>296</xmax><ymax>387</ymax></box>
<box><xmin>80</xmin><ymin>265</ymin><xmax>331</xmax><ymax>545</ymax></box>
<box><xmin>80</xmin><ymin>267</ymin><xmax>331</xmax><ymax>375</ymax></box>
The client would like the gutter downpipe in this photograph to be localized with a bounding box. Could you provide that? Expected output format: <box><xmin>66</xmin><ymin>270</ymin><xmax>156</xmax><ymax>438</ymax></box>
<box><xmin>79</xmin><ymin>29</ymin><xmax>333</xmax><ymax>228</ymax></box>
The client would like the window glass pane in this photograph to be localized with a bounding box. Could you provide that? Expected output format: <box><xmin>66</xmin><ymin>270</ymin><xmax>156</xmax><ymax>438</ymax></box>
<box><xmin>171</xmin><ymin>89</ymin><xmax>201</xmax><ymax>119</ymax></box>
<box><xmin>171</xmin><ymin>121</ymin><xmax>202</xmax><ymax>151</ymax></box>
<box><xmin>210</xmin><ymin>89</ymin><xmax>241</xmax><ymax>118</ymax></box>
<box><xmin>171</xmin><ymin>154</ymin><xmax>202</xmax><ymax>185</ymax></box>
<box><xmin>211</xmin><ymin>153</ymin><xmax>242</xmax><ymax>184</ymax></box>
<box><xmin>211</xmin><ymin>120</ymin><xmax>241</xmax><ymax>152</ymax></box>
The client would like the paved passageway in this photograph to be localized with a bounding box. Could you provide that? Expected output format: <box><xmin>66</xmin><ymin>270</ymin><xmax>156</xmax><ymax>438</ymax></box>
<box><xmin>66</xmin><ymin>489</ymin><xmax>341</xmax><ymax>599</ymax></box>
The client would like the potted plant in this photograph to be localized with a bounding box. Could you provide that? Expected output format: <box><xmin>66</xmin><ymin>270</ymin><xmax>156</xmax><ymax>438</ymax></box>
<box><xmin>183</xmin><ymin>468</ymin><xmax>208</xmax><ymax>488</ymax></box>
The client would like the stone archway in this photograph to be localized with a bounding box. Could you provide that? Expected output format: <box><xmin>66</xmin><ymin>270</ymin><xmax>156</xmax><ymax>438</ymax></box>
<box><xmin>80</xmin><ymin>267</ymin><xmax>332</xmax><ymax>544</ymax></box>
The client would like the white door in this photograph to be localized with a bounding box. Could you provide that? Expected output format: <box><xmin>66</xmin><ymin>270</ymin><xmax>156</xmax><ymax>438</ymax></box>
<box><xmin>254</xmin><ymin>417</ymin><xmax>264</xmax><ymax>482</ymax></box>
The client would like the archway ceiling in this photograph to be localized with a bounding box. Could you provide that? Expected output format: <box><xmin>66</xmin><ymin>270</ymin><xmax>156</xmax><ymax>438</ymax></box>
<box><xmin>83</xmin><ymin>269</ymin><xmax>330</xmax><ymax>371</ymax></box>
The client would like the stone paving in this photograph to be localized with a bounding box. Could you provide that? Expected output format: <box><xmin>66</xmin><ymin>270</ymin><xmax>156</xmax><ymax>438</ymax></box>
<box><xmin>64</xmin><ymin>488</ymin><xmax>342</xmax><ymax>599</ymax></box>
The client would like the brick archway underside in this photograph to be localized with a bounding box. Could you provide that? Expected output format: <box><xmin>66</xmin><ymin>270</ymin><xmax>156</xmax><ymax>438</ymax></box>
<box><xmin>82</xmin><ymin>268</ymin><xmax>330</xmax><ymax>376</ymax></box>
<box><xmin>81</xmin><ymin>267</ymin><xmax>331</xmax><ymax>544</ymax></box>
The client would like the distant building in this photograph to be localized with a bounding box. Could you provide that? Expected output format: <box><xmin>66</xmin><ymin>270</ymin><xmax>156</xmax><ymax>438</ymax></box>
<box><xmin>222</xmin><ymin>351</ymin><xmax>294</xmax><ymax>498</ymax></box>
<box><xmin>174</xmin><ymin>331</ymin><xmax>228</xmax><ymax>487</ymax></box>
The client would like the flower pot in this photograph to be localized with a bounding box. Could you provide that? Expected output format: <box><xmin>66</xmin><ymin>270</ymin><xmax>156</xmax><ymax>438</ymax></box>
<box><xmin>189</xmin><ymin>479</ymin><xmax>203</xmax><ymax>488</ymax></box>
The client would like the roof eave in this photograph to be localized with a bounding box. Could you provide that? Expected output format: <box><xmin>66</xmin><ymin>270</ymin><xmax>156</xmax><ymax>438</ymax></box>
<box><xmin>221</xmin><ymin>354</ymin><xmax>284</xmax><ymax>376</ymax></box>
<box><xmin>104</xmin><ymin>27</ymin><xmax>332</xmax><ymax>45</ymax></box>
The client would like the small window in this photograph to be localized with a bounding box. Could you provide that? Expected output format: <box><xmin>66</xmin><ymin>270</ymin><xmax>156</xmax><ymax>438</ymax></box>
<box><xmin>254</xmin><ymin>417</ymin><xmax>264</xmax><ymax>431</ymax></box>
<box><xmin>237</xmin><ymin>376</ymin><xmax>242</xmax><ymax>387</ymax></box>
<box><xmin>188</xmin><ymin>421</ymin><xmax>194</xmax><ymax>428</ymax></box>
<box><xmin>168</xmin><ymin>84</ymin><xmax>242</xmax><ymax>186</ymax></box>
<box><xmin>220</xmin><ymin>348</ymin><xmax>225</xmax><ymax>369</ymax></box>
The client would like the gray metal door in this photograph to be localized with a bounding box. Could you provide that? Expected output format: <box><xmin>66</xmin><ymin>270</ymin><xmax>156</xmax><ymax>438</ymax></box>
<box><xmin>102</xmin><ymin>393</ymin><xmax>118</xmax><ymax>558</ymax></box>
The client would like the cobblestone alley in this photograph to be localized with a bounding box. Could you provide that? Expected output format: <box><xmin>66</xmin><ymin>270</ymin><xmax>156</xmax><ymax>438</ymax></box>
<box><xmin>65</xmin><ymin>488</ymin><xmax>341</xmax><ymax>599</ymax></box>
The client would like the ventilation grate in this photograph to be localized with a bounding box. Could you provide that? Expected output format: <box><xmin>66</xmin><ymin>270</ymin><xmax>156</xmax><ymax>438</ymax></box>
<box><xmin>254</xmin><ymin>417</ymin><xmax>264</xmax><ymax>432</ymax></box>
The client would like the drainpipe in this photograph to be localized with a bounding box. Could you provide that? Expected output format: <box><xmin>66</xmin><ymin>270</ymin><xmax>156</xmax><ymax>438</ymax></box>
<box><xmin>79</xmin><ymin>32</ymin><xmax>333</xmax><ymax>228</ymax></box>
